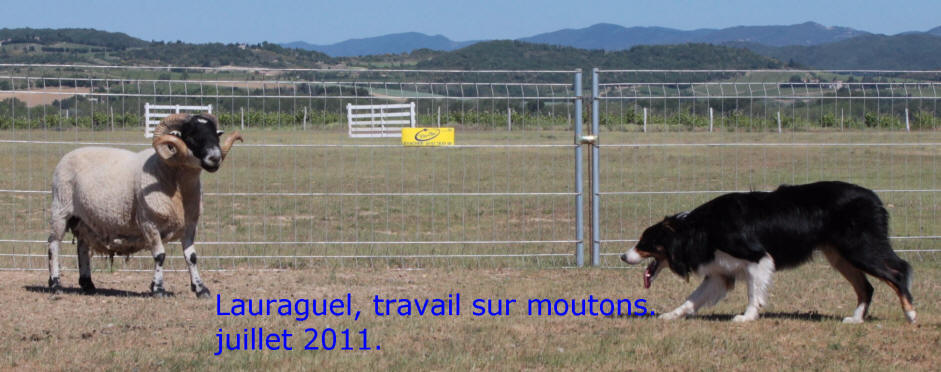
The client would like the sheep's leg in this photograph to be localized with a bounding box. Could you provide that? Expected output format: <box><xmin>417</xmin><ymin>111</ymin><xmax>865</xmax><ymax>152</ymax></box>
<box><xmin>77</xmin><ymin>239</ymin><xmax>96</xmax><ymax>294</ymax></box>
<box><xmin>48</xmin><ymin>238</ymin><xmax>62</xmax><ymax>292</ymax></box>
<box><xmin>47</xmin><ymin>219</ymin><xmax>66</xmax><ymax>294</ymax></box>
<box><xmin>150</xmin><ymin>242</ymin><xmax>167</xmax><ymax>297</ymax></box>
<box><xmin>182</xmin><ymin>226</ymin><xmax>210</xmax><ymax>298</ymax></box>
<box><xmin>143</xmin><ymin>224</ymin><xmax>168</xmax><ymax>297</ymax></box>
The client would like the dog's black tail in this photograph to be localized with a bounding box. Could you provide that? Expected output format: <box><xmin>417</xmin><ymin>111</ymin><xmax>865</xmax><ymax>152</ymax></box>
<box><xmin>892</xmin><ymin>257</ymin><xmax>914</xmax><ymax>304</ymax></box>
<box><xmin>832</xmin><ymin>190</ymin><xmax>914</xmax><ymax>305</ymax></box>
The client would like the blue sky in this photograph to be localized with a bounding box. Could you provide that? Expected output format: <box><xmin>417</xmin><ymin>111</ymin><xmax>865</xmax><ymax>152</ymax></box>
<box><xmin>3</xmin><ymin>0</ymin><xmax>939</xmax><ymax>44</ymax></box>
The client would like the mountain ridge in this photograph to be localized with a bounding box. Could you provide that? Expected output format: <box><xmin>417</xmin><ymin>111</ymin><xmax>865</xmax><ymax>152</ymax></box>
<box><xmin>285</xmin><ymin>21</ymin><xmax>896</xmax><ymax>56</ymax></box>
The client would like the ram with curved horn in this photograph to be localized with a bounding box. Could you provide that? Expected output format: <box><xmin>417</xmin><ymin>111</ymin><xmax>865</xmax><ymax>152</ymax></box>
<box><xmin>47</xmin><ymin>113</ymin><xmax>242</xmax><ymax>298</ymax></box>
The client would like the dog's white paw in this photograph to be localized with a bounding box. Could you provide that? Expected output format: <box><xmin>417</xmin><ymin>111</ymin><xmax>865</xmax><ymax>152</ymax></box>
<box><xmin>842</xmin><ymin>317</ymin><xmax>864</xmax><ymax>324</ymax></box>
<box><xmin>732</xmin><ymin>314</ymin><xmax>757</xmax><ymax>323</ymax></box>
<box><xmin>659</xmin><ymin>312</ymin><xmax>683</xmax><ymax>320</ymax></box>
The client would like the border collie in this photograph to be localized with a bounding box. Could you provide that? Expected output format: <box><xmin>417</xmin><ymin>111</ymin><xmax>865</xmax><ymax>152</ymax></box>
<box><xmin>621</xmin><ymin>181</ymin><xmax>915</xmax><ymax>323</ymax></box>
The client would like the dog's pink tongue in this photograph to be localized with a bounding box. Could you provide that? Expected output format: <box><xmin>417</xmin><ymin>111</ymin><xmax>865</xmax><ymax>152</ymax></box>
<box><xmin>643</xmin><ymin>260</ymin><xmax>658</xmax><ymax>289</ymax></box>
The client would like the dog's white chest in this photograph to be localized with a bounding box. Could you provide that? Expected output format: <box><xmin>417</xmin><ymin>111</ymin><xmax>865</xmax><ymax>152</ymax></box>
<box><xmin>696</xmin><ymin>251</ymin><xmax>751</xmax><ymax>277</ymax></box>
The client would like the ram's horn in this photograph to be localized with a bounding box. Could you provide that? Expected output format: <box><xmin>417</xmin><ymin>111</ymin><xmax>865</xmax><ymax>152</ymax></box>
<box><xmin>220</xmin><ymin>131</ymin><xmax>243</xmax><ymax>161</ymax></box>
<box><xmin>152</xmin><ymin>113</ymin><xmax>193</xmax><ymax>162</ymax></box>
<box><xmin>152</xmin><ymin>113</ymin><xmax>189</xmax><ymax>138</ymax></box>
<box><xmin>153</xmin><ymin>134</ymin><xmax>190</xmax><ymax>161</ymax></box>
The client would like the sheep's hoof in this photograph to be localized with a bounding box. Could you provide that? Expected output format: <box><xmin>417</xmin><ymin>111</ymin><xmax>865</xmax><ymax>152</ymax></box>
<box><xmin>48</xmin><ymin>277</ymin><xmax>62</xmax><ymax>294</ymax></box>
<box><xmin>150</xmin><ymin>282</ymin><xmax>168</xmax><ymax>298</ymax></box>
<box><xmin>191</xmin><ymin>284</ymin><xmax>212</xmax><ymax>299</ymax></box>
<box><xmin>79</xmin><ymin>276</ymin><xmax>96</xmax><ymax>295</ymax></box>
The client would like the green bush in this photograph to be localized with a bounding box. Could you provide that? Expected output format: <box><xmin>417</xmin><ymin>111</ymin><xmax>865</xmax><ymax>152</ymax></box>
<box><xmin>911</xmin><ymin>111</ymin><xmax>937</xmax><ymax>130</ymax></box>
<box><xmin>864</xmin><ymin>112</ymin><xmax>878</xmax><ymax>128</ymax></box>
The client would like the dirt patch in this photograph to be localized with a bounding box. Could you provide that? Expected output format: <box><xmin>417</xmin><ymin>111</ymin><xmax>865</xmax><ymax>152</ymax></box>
<box><xmin>0</xmin><ymin>87</ymin><xmax>92</xmax><ymax>107</ymax></box>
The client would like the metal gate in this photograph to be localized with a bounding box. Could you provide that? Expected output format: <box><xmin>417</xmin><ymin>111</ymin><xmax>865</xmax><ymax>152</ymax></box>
<box><xmin>0</xmin><ymin>65</ymin><xmax>583</xmax><ymax>271</ymax></box>
<box><xmin>0</xmin><ymin>65</ymin><xmax>938</xmax><ymax>271</ymax></box>
<box><xmin>587</xmin><ymin>69</ymin><xmax>940</xmax><ymax>267</ymax></box>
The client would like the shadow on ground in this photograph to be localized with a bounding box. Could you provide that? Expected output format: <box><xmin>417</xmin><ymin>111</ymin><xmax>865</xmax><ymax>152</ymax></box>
<box><xmin>688</xmin><ymin>311</ymin><xmax>864</xmax><ymax>322</ymax></box>
<box><xmin>606</xmin><ymin>311</ymin><xmax>872</xmax><ymax>322</ymax></box>
<box><xmin>24</xmin><ymin>285</ymin><xmax>172</xmax><ymax>298</ymax></box>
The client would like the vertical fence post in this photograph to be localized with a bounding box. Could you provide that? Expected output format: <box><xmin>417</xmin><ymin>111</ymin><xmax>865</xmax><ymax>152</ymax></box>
<box><xmin>143</xmin><ymin>102</ymin><xmax>148</xmax><ymax>132</ymax></box>
<box><xmin>507</xmin><ymin>107</ymin><xmax>512</xmax><ymax>131</ymax></box>
<box><xmin>591</xmin><ymin>68</ymin><xmax>601</xmax><ymax>267</ymax></box>
<box><xmin>240</xmin><ymin>107</ymin><xmax>244</xmax><ymax>130</ymax></box>
<box><xmin>574</xmin><ymin>70</ymin><xmax>584</xmax><ymax>267</ymax></box>
<box><xmin>905</xmin><ymin>108</ymin><xmax>910</xmax><ymax>132</ymax></box>
<box><xmin>642</xmin><ymin>107</ymin><xmax>647</xmax><ymax>133</ymax></box>
<box><xmin>777</xmin><ymin>111</ymin><xmax>782</xmax><ymax>133</ymax></box>
<box><xmin>709</xmin><ymin>107</ymin><xmax>714</xmax><ymax>132</ymax></box>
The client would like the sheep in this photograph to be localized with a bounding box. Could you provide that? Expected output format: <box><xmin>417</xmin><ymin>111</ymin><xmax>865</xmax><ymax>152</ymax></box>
<box><xmin>47</xmin><ymin>113</ymin><xmax>242</xmax><ymax>298</ymax></box>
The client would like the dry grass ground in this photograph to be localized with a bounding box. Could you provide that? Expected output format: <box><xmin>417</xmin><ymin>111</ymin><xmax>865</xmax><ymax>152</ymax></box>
<box><xmin>0</xmin><ymin>128</ymin><xmax>937</xmax><ymax>370</ymax></box>
<box><xmin>0</xmin><ymin>129</ymin><xmax>937</xmax><ymax>270</ymax></box>
<box><xmin>1</xmin><ymin>261</ymin><xmax>939</xmax><ymax>371</ymax></box>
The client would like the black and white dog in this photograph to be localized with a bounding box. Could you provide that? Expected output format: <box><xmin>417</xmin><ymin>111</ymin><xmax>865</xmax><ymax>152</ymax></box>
<box><xmin>621</xmin><ymin>181</ymin><xmax>916</xmax><ymax>323</ymax></box>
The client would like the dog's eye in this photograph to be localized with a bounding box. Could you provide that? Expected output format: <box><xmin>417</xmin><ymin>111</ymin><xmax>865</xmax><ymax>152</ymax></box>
<box><xmin>216</xmin><ymin>130</ymin><xmax>224</xmax><ymax>137</ymax></box>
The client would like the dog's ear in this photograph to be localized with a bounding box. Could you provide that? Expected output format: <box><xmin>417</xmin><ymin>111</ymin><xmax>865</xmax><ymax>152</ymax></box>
<box><xmin>660</xmin><ymin>228</ymin><xmax>689</xmax><ymax>279</ymax></box>
<box><xmin>662</xmin><ymin>217</ymin><xmax>676</xmax><ymax>232</ymax></box>
<box><xmin>662</xmin><ymin>211</ymin><xmax>692</xmax><ymax>233</ymax></box>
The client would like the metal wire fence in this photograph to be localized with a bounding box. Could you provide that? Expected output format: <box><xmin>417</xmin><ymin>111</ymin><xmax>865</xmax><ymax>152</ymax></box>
<box><xmin>591</xmin><ymin>69</ymin><xmax>940</xmax><ymax>267</ymax></box>
<box><xmin>0</xmin><ymin>66</ymin><xmax>937</xmax><ymax>271</ymax></box>
<box><xmin>593</xmin><ymin>69</ymin><xmax>941</xmax><ymax>132</ymax></box>
<box><xmin>0</xmin><ymin>65</ymin><xmax>583</xmax><ymax>271</ymax></box>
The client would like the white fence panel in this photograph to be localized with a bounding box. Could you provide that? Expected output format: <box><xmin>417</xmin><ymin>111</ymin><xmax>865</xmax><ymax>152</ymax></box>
<box><xmin>145</xmin><ymin>103</ymin><xmax>213</xmax><ymax>138</ymax></box>
<box><xmin>347</xmin><ymin>102</ymin><xmax>415</xmax><ymax>138</ymax></box>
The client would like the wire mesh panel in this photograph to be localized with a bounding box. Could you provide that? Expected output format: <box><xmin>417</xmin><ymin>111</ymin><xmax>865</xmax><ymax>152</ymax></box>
<box><xmin>594</xmin><ymin>70</ymin><xmax>940</xmax><ymax>267</ymax></box>
<box><xmin>0</xmin><ymin>65</ymin><xmax>581</xmax><ymax>271</ymax></box>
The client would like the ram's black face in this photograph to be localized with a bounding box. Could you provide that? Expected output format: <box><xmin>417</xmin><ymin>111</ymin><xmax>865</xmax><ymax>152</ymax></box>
<box><xmin>179</xmin><ymin>114</ymin><xmax>225</xmax><ymax>172</ymax></box>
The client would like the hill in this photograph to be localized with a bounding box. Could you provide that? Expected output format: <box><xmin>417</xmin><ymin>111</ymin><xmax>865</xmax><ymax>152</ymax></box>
<box><xmin>5</xmin><ymin>27</ymin><xmax>941</xmax><ymax>70</ymax></box>
<box><xmin>0</xmin><ymin>27</ymin><xmax>149</xmax><ymax>49</ymax></box>
<box><xmin>284</xmin><ymin>22</ymin><xmax>875</xmax><ymax>57</ymax></box>
<box><xmin>0</xmin><ymin>28</ymin><xmax>333</xmax><ymax>67</ymax></box>
<box><xmin>738</xmin><ymin>33</ymin><xmax>941</xmax><ymax>69</ymax></box>
<box><xmin>119</xmin><ymin>41</ymin><xmax>333</xmax><ymax>68</ymax></box>
<box><xmin>519</xmin><ymin>21</ymin><xmax>868</xmax><ymax>50</ymax></box>
<box><xmin>415</xmin><ymin>40</ymin><xmax>784</xmax><ymax>70</ymax></box>
<box><xmin>284</xmin><ymin>32</ymin><xmax>477</xmax><ymax>57</ymax></box>
<box><xmin>698</xmin><ymin>22</ymin><xmax>866</xmax><ymax>46</ymax></box>
<box><xmin>519</xmin><ymin>23</ymin><xmax>712</xmax><ymax>51</ymax></box>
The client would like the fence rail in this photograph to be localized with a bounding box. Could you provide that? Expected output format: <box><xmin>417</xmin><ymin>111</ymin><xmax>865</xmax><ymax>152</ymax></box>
<box><xmin>589</xmin><ymin>68</ymin><xmax>940</xmax><ymax>267</ymax></box>
<box><xmin>0</xmin><ymin>65</ymin><xmax>583</xmax><ymax>271</ymax></box>
<box><xmin>0</xmin><ymin>65</ymin><xmax>937</xmax><ymax>271</ymax></box>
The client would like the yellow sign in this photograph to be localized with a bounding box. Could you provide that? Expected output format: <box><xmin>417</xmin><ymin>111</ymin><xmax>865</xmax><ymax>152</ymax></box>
<box><xmin>401</xmin><ymin>128</ymin><xmax>454</xmax><ymax>146</ymax></box>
